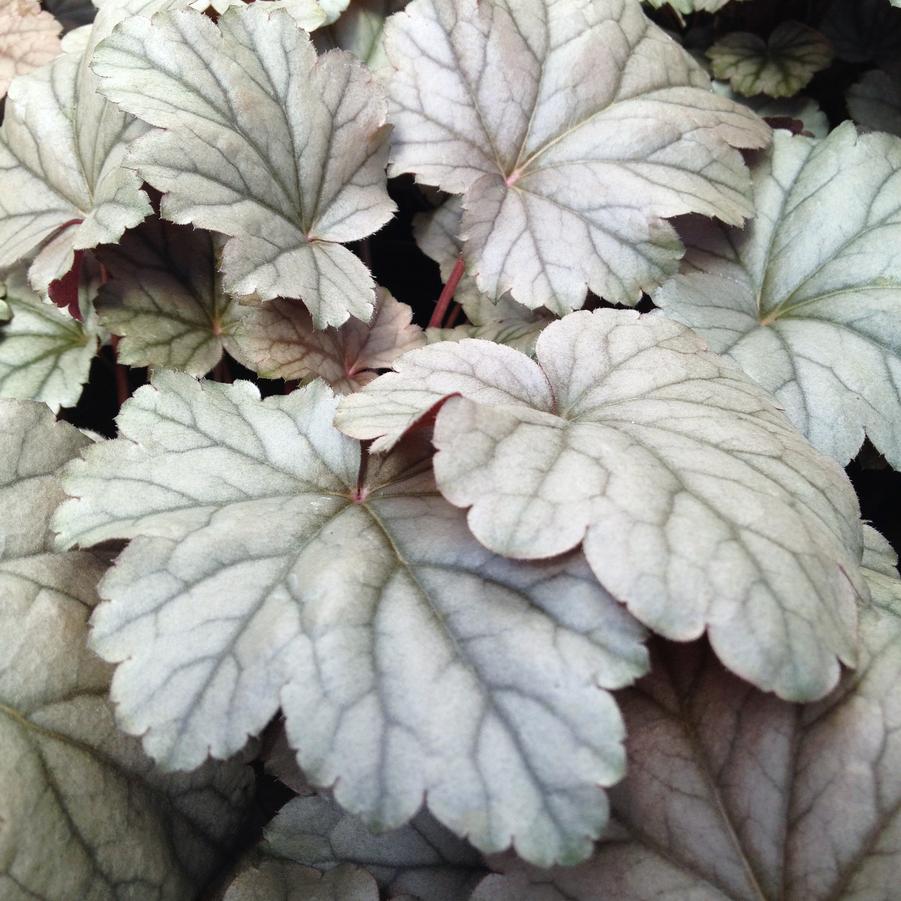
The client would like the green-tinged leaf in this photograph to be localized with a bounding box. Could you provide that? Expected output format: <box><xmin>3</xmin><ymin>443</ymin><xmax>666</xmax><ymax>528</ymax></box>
<box><xmin>54</xmin><ymin>373</ymin><xmax>649</xmax><ymax>865</ymax></box>
<box><xmin>264</xmin><ymin>795</ymin><xmax>486</xmax><ymax>901</ymax></box>
<box><xmin>0</xmin><ymin>399</ymin><xmax>254</xmax><ymax>900</ymax></box>
<box><xmin>655</xmin><ymin>124</ymin><xmax>901</xmax><ymax>469</ymax></box>
<box><xmin>415</xmin><ymin>198</ymin><xmax>553</xmax><ymax>353</ymax></box>
<box><xmin>0</xmin><ymin>265</ymin><xmax>98</xmax><ymax>410</ymax></box>
<box><xmin>0</xmin><ymin>2</ymin><xmax>153</xmax><ymax>293</ymax></box>
<box><xmin>92</xmin><ymin>5</ymin><xmax>396</xmax><ymax>328</ymax></box>
<box><xmin>848</xmin><ymin>69</ymin><xmax>901</xmax><ymax>137</ymax></box>
<box><xmin>708</xmin><ymin>22</ymin><xmax>833</xmax><ymax>98</ymax></box>
<box><xmin>314</xmin><ymin>0</ymin><xmax>408</xmax><ymax>75</ymax></box>
<box><xmin>386</xmin><ymin>0</ymin><xmax>770</xmax><ymax>312</ymax></box>
<box><xmin>96</xmin><ymin>219</ymin><xmax>241</xmax><ymax>376</ymax></box>
<box><xmin>337</xmin><ymin>308</ymin><xmax>867</xmax><ymax>702</ymax></box>
<box><xmin>472</xmin><ymin>527</ymin><xmax>901</xmax><ymax>900</ymax></box>
<box><xmin>223</xmin><ymin>862</ymin><xmax>378</xmax><ymax>901</ymax></box>
<box><xmin>821</xmin><ymin>0</ymin><xmax>901</xmax><ymax>64</ymax></box>
<box><xmin>0</xmin><ymin>0</ymin><xmax>62</xmax><ymax>97</ymax></box>
<box><xmin>230</xmin><ymin>289</ymin><xmax>424</xmax><ymax>391</ymax></box>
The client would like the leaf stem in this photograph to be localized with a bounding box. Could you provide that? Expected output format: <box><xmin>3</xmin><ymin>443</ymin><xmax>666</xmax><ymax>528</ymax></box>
<box><xmin>110</xmin><ymin>336</ymin><xmax>130</xmax><ymax>409</ymax></box>
<box><xmin>429</xmin><ymin>256</ymin><xmax>466</xmax><ymax>329</ymax></box>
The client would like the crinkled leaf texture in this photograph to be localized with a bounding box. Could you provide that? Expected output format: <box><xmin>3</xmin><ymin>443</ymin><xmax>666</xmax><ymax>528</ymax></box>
<box><xmin>848</xmin><ymin>69</ymin><xmax>901</xmax><ymax>137</ymax></box>
<box><xmin>337</xmin><ymin>308</ymin><xmax>868</xmax><ymax>702</ymax></box>
<box><xmin>231</xmin><ymin>288</ymin><xmax>425</xmax><ymax>391</ymax></box>
<box><xmin>0</xmin><ymin>0</ymin><xmax>62</xmax><ymax>97</ymax></box>
<box><xmin>263</xmin><ymin>794</ymin><xmax>485</xmax><ymax>901</ymax></box>
<box><xmin>0</xmin><ymin>399</ymin><xmax>253</xmax><ymax>900</ymax></box>
<box><xmin>655</xmin><ymin>123</ymin><xmax>901</xmax><ymax>469</ymax></box>
<box><xmin>0</xmin><ymin>2</ymin><xmax>153</xmax><ymax>293</ymax></box>
<box><xmin>385</xmin><ymin>0</ymin><xmax>771</xmax><ymax>313</ymax></box>
<box><xmin>54</xmin><ymin>372</ymin><xmax>649</xmax><ymax>866</ymax></box>
<box><xmin>416</xmin><ymin>198</ymin><xmax>554</xmax><ymax>354</ymax></box>
<box><xmin>96</xmin><ymin>219</ymin><xmax>241</xmax><ymax>376</ymax></box>
<box><xmin>707</xmin><ymin>22</ymin><xmax>833</xmax><ymax>98</ymax></box>
<box><xmin>472</xmin><ymin>525</ymin><xmax>901</xmax><ymax>901</ymax></box>
<box><xmin>0</xmin><ymin>265</ymin><xmax>98</xmax><ymax>410</ymax></box>
<box><xmin>92</xmin><ymin>4</ymin><xmax>396</xmax><ymax>328</ymax></box>
<box><xmin>224</xmin><ymin>862</ymin><xmax>378</xmax><ymax>901</ymax></box>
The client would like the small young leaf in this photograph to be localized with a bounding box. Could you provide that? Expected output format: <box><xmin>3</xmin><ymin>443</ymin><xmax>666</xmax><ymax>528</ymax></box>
<box><xmin>708</xmin><ymin>22</ymin><xmax>833</xmax><ymax>98</ymax></box>
<box><xmin>0</xmin><ymin>399</ymin><xmax>253</xmax><ymax>900</ymax></box>
<box><xmin>385</xmin><ymin>0</ymin><xmax>771</xmax><ymax>312</ymax></box>
<box><xmin>415</xmin><ymin>198</ymin><xmax>554</xmax><ymax>353</ymax></box>
<box><xmin>314</xmin><ymin>0</ymin><xmax>409</xmax><ymax>75</ymax></box>
<box><xmin>92</xmin><ymin>5</ymin><xmax>396</xmax><ymax>327</ymax></box>
<box><xmin>263</xmin><ymin>795</ymin><xmax>485</xmax><ymax>901</ymax></box>
<box><xmin>0</xmin><ymin>265</ymin><xmax>98</xmax><ymax>410</ymax></box>
<box><xmin>472</xmin><ymin>526</ymin><xmax>901</xmax><ymax>900</ymax></box>
<box><xmin>337</xmin><ymin>308</ymin><xmax>867</xmax><ymax>702</ymax></box>
<box><xmin>848</xmin><ymin>68</ymin><xmax>901</xmax><ymax>137</ymax></box>
<box><xmin>55</xmin><ymin>373</ymin><xmax>649</xmax><ymax>865</ymax></box>
<box><xmin>0</xmin><ymin>4</ymin><xmax>153</xmax><ymax>293</ymax></box>
<box><xmin>96</xmin><ymin>219</ymin><xmax>241</xmax><ymax>376</ymax></box>
<box><xmin>223</xmin><ymin>862</ymin><xmax>379</xmax><ymax>901</ymax></box>
<box><xmin>231</xmin><ymin>289</ymin><xmax>424</xmax><ymax>391</ymax></box>
<box><xmin>0</xmin><ymin>0</ymin><xmax>62</xmax><ymax>97</ymax></box>
<box><xmin>655</xmin><ymin>123</ymin><xmax>901</xmax><ymax>469</ymax></box>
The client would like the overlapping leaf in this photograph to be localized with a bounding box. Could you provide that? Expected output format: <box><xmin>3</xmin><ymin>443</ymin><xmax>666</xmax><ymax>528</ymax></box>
<box><xmin>0</xmin><ymin>0</ymin><xmax>62</xmax><ymax>97</ymax></box>
<box><xmin>0</xmin><ymin>265</ymin><xmax>98</xmax><ymax>410</ymax></box>
<box><xmin>54</xmin><ymin>373</ymin><xmax>649</xmax><ymax>865</ymax></box>
<box><xmin>848</xmin><ymin>69</ymin><xmax>901</xmax><ymax>137</ymax></box>
<box><xmin>655</xmin><ymin>123</ymin><xmax>901</xmax><ymax>469</ymax></box>
<box><xmin>0</xmin><ymin>3</ymin><xmax>153</xmax><ymax>293</ymax></box>
<box><xmin>223</xmin><ymin>862</ymin><xmax>378</xmax><ymax>901</ymax></box>
<box><xmin>714</xmin><ymin>82</ymin><xmax>830</xmax><ymax>138</ymax></box>
<box><xmin>0</xmin><ymin>399</ymin><xmax>254</xmax><ymax>900</ymax></box>
<box><xmin>385</xmin><ymin>0</ymin><xmax>771</xmax><ymax>313</ymax></box>
<box><xmin>708</xmin><ymin>22</ymin><xmax>833</xmax><ymax>98</ymax></box>
<box><xmin>96</xmin><ymin>219</ymin><xmax>241</xmax><ymax>376</ymax></box>
<box><xmin>337</xmin><ymin>308</ymin><xmax>867</xmax><ymax>701</ymax></box>
<box><xmin>263</xmin><ymin>795</ymin><xmax>485</xmax><ymax>901</ymax></box>
<box><xmin>472</xmin><ymin>526</ymin><xmax>901</xmax><ymax>901</ymax></box>
<box><xmin>314</xmin><ymin>0</ymin><xmax>409</xmax><ymax>75</ymax></box>
<box><xmin>92</xmin><ymin>4</ymin><xmax>396</xmax><ymax>327</ymax></box>
<box><xmin>231</xmin><ymin>289</ymin><xmax>424</xmax><ymax>391</ymax></box>
<box><xmin>415</xmin><ymin>198</ymin><xmax>553</xmax><ymax>353</ymax></box>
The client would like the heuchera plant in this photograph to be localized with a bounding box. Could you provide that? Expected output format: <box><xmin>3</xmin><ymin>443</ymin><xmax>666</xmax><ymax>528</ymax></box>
<box><xmin>1</xmin><ymin>0</ymin><xmax>900</xmax><ymax>898</ymax></box>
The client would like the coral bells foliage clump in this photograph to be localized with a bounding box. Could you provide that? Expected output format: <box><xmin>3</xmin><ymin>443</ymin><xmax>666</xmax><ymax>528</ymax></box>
<box><xmin>2</xmin><ymin>0</ymin><xmax>901</xmax><ymax>898</ymax></box>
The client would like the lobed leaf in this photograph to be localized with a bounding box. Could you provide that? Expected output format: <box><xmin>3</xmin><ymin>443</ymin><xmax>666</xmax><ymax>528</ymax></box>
<box><xmin>847</xmin><ymin>68</ymin><xmax>901</xmax><ymax>137</ymax></box>
<box><xmin>92</xmin><ymin>4</ymin><xmax>396</xmax><ymax>327</ymax></box>
<box><xmin>223</xmin><ymin>862</ymin><xmax>378</xmax><ymax>901</ymax></box>
<box><xmin>472</xmin><ymin>526</ymin><xmax>901</xmax><ymax>900</ymax></box>
<box><xmin>0</xmin><ymin>0</ymin><xmax>62</xmax><ymax>98</ymax></box>
<box><xmin>385</xmin><ymin>0</ymin><xmax>771</xmax><ymax>312</ymax></box>
<box><xmin>231</xmin><ymin>288</ymin><xmax>424</xmax><ymax>391</ymax></box>
<box><xmin>96</xmin><ymin>219</ymin><xmax>241</xmax><ymax>376</ymax></box>
<box><xmin>0</xmin><ymin>265</ymin><xmax>98</xmax><ymax>410</ymax></box>
<box><xmin>0</xmin><ymin>399</ymin><xmax>254</xmax><ymax>900</ymax></box>
<box><xmin>0</xmin><ymin>2</ymin><xmax>154</xmax><ymax>293</ymax></box>
<box><xmin>55</xmin><ymin>373</ymin><xmax>649</xmax><ymax>865</ymax></box>
<box><xmin>707</xmin><ymin>22</ymin><xmax>833</xmax><ymax>99</ymax></box>
<box><xmin>337</xmin><ymin>308</ymin><xmax>867</xmax><ymax>701</ymax></box>
<box><xmin>655</xmin><ymin>123</ymin><xmax>901</xmax><ymax>469</ymax></box>
<box><xmin>263</xmin><ymin>794</ymin><xmax>485</xmax><ymax>901</ymax></box>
